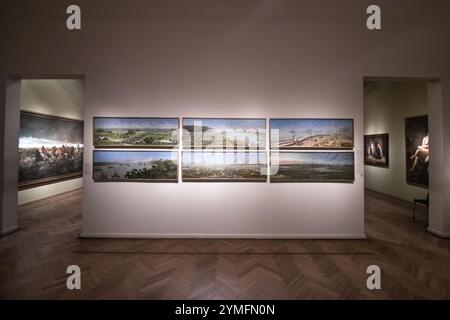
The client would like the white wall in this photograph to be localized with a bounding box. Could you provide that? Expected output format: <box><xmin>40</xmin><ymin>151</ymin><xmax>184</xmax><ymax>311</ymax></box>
<box><xmin>18</xmin><ymin>79</ymin><xmax>84</xmax><ymax>205</ymax></box>
<box><xmin>1</xmin><ymin>0</ymin><xmax>449</xmax><ymax>237</ymax></box>
<box><xmin>364</xmin><ymin>81</ymin><xmax>428</xmax><ymax>202</ymax></box>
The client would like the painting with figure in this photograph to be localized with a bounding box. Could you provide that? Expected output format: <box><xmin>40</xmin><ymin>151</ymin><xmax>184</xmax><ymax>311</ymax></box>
<box><xmin>270</xmin><ymin>118</ymin><xmax>354</xmax><ymax>149</ymax></box>
<box><xmin>18</xmin><ymin>111</ymin><xmax>84</xmax><ymax>188</ymax></box>
<box><xmin>182</xmin><ymin>151</ymin><xmax>267</xmax><ymax>182</ymax></box>
<box><xmin>270</xmin><ymin>152</ymin><xmax>354</xmax><ymax>182</ymax></box>
<box><xmin>93</xmin><ymin>150</ymin><xmax>178</xmax><ymax>182</ymax></box>
<box><xmin>364</xmin><ymin>134</ymin><xmax>389</xmax><ymax>168</ymax></box>
<box><xmin>405</xmin><ymin>115</ymin><xmax>428</xmax><ymax>187</ymax></box>
<box><xmin>94</xmin><ymin>117</ymin><xmax>179</xmax><ymax>148</ymax></box>
<box><xmin>182</xmin><ymin>118</ymin><xmax>266</xmax><ymax>150</ymax></box>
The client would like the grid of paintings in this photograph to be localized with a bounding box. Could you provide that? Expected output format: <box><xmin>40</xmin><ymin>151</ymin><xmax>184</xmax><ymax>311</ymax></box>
<box><xmin>92</xmin><ymin>116</ymin><xmax>355</xmax><ymax>184</ymax></box>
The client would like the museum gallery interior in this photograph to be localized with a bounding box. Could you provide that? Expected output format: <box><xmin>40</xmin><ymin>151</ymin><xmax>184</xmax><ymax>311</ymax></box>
<box><xmin>0</xmin><ymin>0</ymin><xmax>449</xmax><ymax>300</ymax></box>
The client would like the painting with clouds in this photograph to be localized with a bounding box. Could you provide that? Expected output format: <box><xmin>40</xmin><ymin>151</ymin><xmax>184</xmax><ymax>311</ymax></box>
<box><xmin>93</xmin><ymin>150</ymin><xmax>178</xmax><ymax>182</ymax></box>
<box><xmin>19</xmin><ymin>111</ymin><xmax>84</xmax><ymax>188</ymax></box>
<box><xmin>270</xmin><ymin>152</ymin><xmax>354</xmax><ymax>182</ymax></box>
<box><xmin>182</xmin><ymin>118</ymin><xmax>266</xmax><ymax>150</ymax></box>
<box><xmin>270</xmin><ymin>119</ymin><xmax>353</xmax><ymax>149</ymax></box>
<box><xmin>94</xmin><ymin>117</ymin><xmax>179</xmax><ymax>148</ymax></box>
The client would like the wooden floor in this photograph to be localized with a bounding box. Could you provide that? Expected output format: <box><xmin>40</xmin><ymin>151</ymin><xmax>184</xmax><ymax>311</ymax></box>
<box><xmin>0</xmin><ymin>189</ymin><xmax>449</xmax><ymax>299</ymax></box>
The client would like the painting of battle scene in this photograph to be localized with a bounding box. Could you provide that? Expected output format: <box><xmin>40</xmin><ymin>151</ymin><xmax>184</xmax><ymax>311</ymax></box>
<box><xmin>19</xmin><ymin>111</ymin><xmax>84</xmax><ymax>188</ymax></box>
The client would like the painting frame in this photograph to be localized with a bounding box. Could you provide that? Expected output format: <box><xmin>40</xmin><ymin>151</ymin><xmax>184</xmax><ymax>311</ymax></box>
<box><xmin>405</xmin><ymin>115</ymin><xmax>429</xmax><ymax>188</ymax></box>
<box><xmin>270</xmin><ymin>151</ymin><xmax>355</xmax><ymax>183</ymax></box>
<box><xmin>93</xmin><ymin>116</ymin><xmax>180</xmax><ymax>149</ymax></box>
<box><xmin>269</xmin><ymin>118</ymin><xmax>354</xmax><ymax>150</ymax></box>
<box><xmin>364</xmin><ymin>133</ymin><xmax>389</xmax><ymax>168</ymax></box>
<box><xmin>182</xmin><ymin>117</ymin><xmax>267</xmax><ymax>150</ymax></box>
<box><xmin>182</xmin><ymin>150</ymin><xmax>268</xmax><ymax>182</ymax></box>
<box><xmin>18</xmin><ymin>110</ymin><xmax>84</xmax><ymax>190</ymax></box>
<box><xmin>92</xmin><ymin>150</ymin><xmax>178</xmax><ymax>183</ymax></box>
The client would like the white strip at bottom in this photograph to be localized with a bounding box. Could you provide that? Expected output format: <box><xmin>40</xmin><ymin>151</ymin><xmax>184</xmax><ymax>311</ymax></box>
<box><xmin>79</xmin><ymin>232</ymin><xmax>367</xmax><ymax>239</ymax></box>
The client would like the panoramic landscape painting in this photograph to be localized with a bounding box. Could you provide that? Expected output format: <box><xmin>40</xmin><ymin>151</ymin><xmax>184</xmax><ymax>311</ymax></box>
<box><xmin>364</xmin><ymin>134</ymin><xmax>389</xmax><ymax>168</ymax></box>
<box><xmin>94</xmin><ymin>117</ymin><xmax>179</xmax><ymax>148</ymax></box>
<box><xmin>19</xmin><ymin>111</ymin><xmax>84</xmax><ymax>188</ymax></box>
<box><xmin>270</xmin><ymin>119</ymin><xmax>354</xmax><ymax>149</ymax></box>
<box><xmin>182</xmin><ymin>118</ymin><xmax>266</xmax><ymax>149</ymax></box>
<box><xmin>405</xmin><ymin>115</ymin><xmax>428</xmax><ymax>187</ymax></box>
<box><xmin>182</xmin><ymin>151</ymin><xmax>267</xmax><ymax>182</ymax></box>
<box><xmin>270</xmin><ymin>152</ymin><xmax>354</xmax><ymax>182</ymax></box>
<box><xmin>93</xmin><ymin>150</ymin><xmax>178</xmax><ymax>182</ymax></box>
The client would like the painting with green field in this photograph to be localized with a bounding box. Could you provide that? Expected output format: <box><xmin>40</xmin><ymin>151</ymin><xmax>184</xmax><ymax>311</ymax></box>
<box><xmin>270</xmin><ymin>152</ymin><xmax>354</xmax><ymax>182</ymax></box>
<box><xmin>93</xmin><ymin>150</ymin><xmax>178</xmax><ymax>182</ymax></box>
<box><xmin>94</xmin><ymin>117</ymin><xmax>179</xmax><ymax>148</ymax></box>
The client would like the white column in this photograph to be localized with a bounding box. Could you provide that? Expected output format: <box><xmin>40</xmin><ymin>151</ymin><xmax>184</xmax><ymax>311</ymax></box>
<box><xmin>427</xmin><ymin>79</ymin><xmax>450</xmax><ymax>238</ymax></box>
<box><xmin>0</xmin><ymin>76</ymin><xmax>21</xmax><ymax>236</ymax></box>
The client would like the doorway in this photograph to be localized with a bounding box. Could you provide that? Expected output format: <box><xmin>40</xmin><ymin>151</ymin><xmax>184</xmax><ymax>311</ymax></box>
<box><xmin>363</xmin><ymin>77</ymin><xmax>445</xmax><ymax>235</ymax></box>
<box><xmin>1</xmin><ymin>76</ymin><xmax>85</xmax><ymax>235</ymax></box>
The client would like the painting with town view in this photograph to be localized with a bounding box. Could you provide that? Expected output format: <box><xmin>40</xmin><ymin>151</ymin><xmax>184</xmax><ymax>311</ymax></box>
<box><xmin>18</xmin><ymin>111</ymin><xmax>84</xmax><ymax>188</ymax></box>
<box><xmin>182</xmin><ymin>118</ymin><xmax>266</xmax><ymax>149</ymax></box>
<box><xmin>93</xmin><ymin>150</ymin><xmax>178</xmax><ymax>182</ymax></box>
<box><xmin>182</xmin><ymin>151</ymin><xmax>267</xmax><ymax>182</ymax></box>
<box><xmin>94</xmin><ymin>117</ymin><xmax>179</xmax><ymax>148</ymax></box>
<box><xmin>270</xmin><ymin>119</ymin><xmax>353</xmax><ymax>149</ymax></box>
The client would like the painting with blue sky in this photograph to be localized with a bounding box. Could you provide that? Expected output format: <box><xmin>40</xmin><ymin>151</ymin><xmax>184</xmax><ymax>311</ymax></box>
<box><xmin>270</xmin><ymin>119</ymin><xmax>353</xmax><ymax>149</ymax></box>
<box><xmin>270</xmin><ymin>152</ymin><xmax>354</xmax><ymax>182</ymax></box>
<box><xmin>94</xmin><ymin>117</ymin><xmax>179</xmax><ymax>148</ymax></box>
<box><xmin>183</xmin><ymin>118</ymin><xmax>266</xmax><ymax>149</ymax></box>
<box><xmin>93</xmin><ymin>150</ymin><xmax>177</xmax><ymax>182</ymax></box>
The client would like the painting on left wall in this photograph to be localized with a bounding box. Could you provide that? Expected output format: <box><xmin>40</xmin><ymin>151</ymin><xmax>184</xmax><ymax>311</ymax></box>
<box><xmin>18</xmin><ymin>111</ymin><xmax>84</xmax><ymax>189</ymax></box>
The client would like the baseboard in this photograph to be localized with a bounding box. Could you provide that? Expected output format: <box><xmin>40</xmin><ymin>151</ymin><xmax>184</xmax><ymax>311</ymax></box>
<box><xmin>79</xmin><ymin>232</ymin><xmax>367</xmax><ymax>240</ymax></box>
<box><xmin>18</xmin><ymin>187</ymin><xmax>82</xmax><ymax>206</ymax></box>
<box><xmin>427</xmin><ymin>227</ymin><xmax>450</xmax><ymax>238</ymax></box>
<box><xmin>0</xmin><ymin>225</ymin><xmax>19</xmax><ymax>237</ymax></box>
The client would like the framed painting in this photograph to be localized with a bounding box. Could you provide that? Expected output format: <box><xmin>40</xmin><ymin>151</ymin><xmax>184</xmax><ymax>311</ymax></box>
<box><xmin>270</xmin><ymin>151</ymin><xmax>354</xmax><ymax>183</ymax></box>
<box><xmin>405</xmin><ymin>115</ymin><xmax>428</xmax><ymax>188</ymax></box>
<box><xmin>182</xmin><ymin>151</ymin><xmax>267</xmax><ymax>182</ymax></box>
<box><xmin>270</xmin><ymin>118</ymin><xmax>354</xmax><ymax>149</ymax></box>
<box><xmin>93</xmin><ymin>150</ymin><xmax>178</xmax><ymax>182</ymax></box>
<box><xmin>182</xmin><ymin>118</ymin><xmax>266</xmax><ymax>150</ymax></box>
<box><xmin>18</xmin><ymin>111</ymin><xmax>84</xmax><ymax>189</ymax></box>
<box><xmin>364</xmin><ymin>133</ymin><xmax>389</xmax><ymax>168</ymax></box>
<box><xmin>93</xmin><ymin>117</ymin><xmax>179</xmax><ymax>148</ymax></box>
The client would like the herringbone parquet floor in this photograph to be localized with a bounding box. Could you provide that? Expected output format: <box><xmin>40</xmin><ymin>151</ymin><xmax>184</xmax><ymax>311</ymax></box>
<box><xmin>0</xmin><ymin>189</ymin><xmax>449</xmax><ymax>299</ymax></box>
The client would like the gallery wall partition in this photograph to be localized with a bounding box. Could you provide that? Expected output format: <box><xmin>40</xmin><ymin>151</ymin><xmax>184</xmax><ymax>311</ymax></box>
<box><xmin>4</xmin><ymin>0</ymin><xmax>449</xmax><ymax>238</ymax></box>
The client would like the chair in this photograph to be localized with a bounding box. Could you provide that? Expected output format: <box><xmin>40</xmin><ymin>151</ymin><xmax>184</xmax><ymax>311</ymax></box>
<box><xmin>413</xmin><ymin>193</ymin><xmax>429</xmax><ymax>223</ymax></box>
